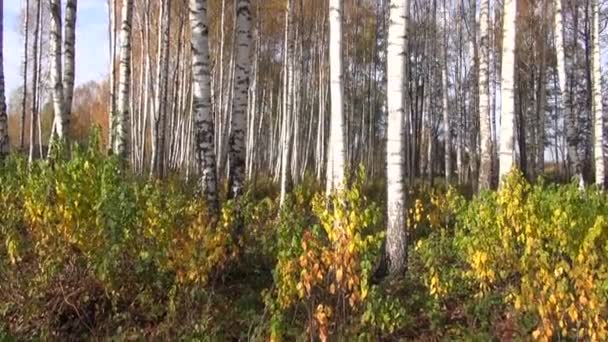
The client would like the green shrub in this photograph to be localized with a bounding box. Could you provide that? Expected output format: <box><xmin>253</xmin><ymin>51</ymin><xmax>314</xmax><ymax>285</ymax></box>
<box><xmin>414</xmin><ymin>171</ymin><xmax>608</xmax><ymax>340</ymax></box>
<box><xmin>4</xmin><ymin>136</ymin><xmax>608</xmax><ymax>341</ymax></box>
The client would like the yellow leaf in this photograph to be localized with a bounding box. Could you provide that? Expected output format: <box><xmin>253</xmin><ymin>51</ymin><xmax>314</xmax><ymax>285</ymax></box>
<box><xmin>568</xmin><ymin>306</ymin><xmax>579</xmax><ymax>322</ymax></box>
<box><xmin>336</xmin><ymin>268</ymin><xmax>343</xmax><ymax>282</ymax></box>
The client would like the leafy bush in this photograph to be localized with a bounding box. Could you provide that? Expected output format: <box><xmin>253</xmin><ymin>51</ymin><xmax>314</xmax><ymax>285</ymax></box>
<box><xmin>0</xmin><ymin>135</ymin><xmax>240</xmax><ymax>339</ymax></box>
<box><xmin>415</xmin><ymin>171</ymin><xmax>608</xmax><ymax>340</ymax></box>
<box><xmin>3</xmin><ymin>136</ymin><xmax>608</xmax><ymax>340</ymax></box>
<box><xmin>269</xmin><ymin>169</ymin><xmax>410</xmax><ymax>341</ymax></box>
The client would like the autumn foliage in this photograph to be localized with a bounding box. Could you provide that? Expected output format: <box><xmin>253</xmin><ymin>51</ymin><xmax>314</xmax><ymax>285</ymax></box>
<box><xmin>1</xmin><ymin>136</ymin><xmax>608</xmax><ymax>339</ymax></box>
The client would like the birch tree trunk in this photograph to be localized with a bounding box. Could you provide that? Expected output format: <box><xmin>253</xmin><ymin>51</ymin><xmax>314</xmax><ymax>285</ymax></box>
<box><xmin>0</xmin><ymin>0</ymin><xmax>8</xmax><ymax>160</ymax></box>
<box><xmin>443</xmin><ymin>0</ymin><xmax>451</xmax><ymax>184</ymax></box>
<box><xmin>108</xmin><ymin>0</ymin><xmax>117</xmax><ymax>148</ymax></box>
<box><xmin>215</xmin><ymin>0</ymin><xmax>226</xmax><ymax>171</ymax></box>
<box><xmin>63</xmin><ymin>0</ymin><xmax>77</xmax><ymax>117</ymax></box>
<box><xmin>20</xmin><ymin>0</ymin><xmax>29</xmax><ymax>150</ymax></box>
<box><xmin>190</xmin><ymin>0</ymin><xmax>219</xmax><ymax>210</ymax></box>
<box><xmin>498</xmin><ymin>0</ymin><xmax>517</xmax><ymax>183</ymax></box>
<box><xmin>591</xmin><ymin>0</ymin><xmax>605</xmax><ymax>189</ymax></box>
<box><xmin>50</xmin><ymin>0</ymin><xmax>68</xmax><ymax>142</ymax></box>
<box><xmin>279</xmin><ymin>0</ymin><xmax>294</xmax><ymax>207</ymax></box>
<box><xmin>535</xmin><ymin>1</ymin><xmax>547</xmax><ymax>177</ymax></box>
<box><xmin>227</xmin><ymin>0</ymin><xmax>252</xmax><ymax>199</ymax></box>
<box><xmin>385</xmin><ymin>0</ymin><xmax>408</xmax><ymax>277</ymax></box>
<box><xmin>555</xmin><ymin>0</ymin><xmax>584</xmax><ymax>187</ymax></box>
<box><xmin>151</xmin><ymin>0</ymin><xmax>170</xmax><ymax>178</ymax></box>
<box><xmin>113</xmin><ymin>0</ymin><xmax>133</xmax><ymax>160</ymax></box>
<box><xmin>478</xmin><ymin>0</ymin><xmax>492</xmax><ymax>189</ymax></box>
<box><xmin>468</xmin><ymin>0</ymin><xmax>479</xmax><ymax>192</ymax></box>
<box><xmin>29</xmin><ymin>0</ymin><xmax>41</xmax><ymax>163</ymax></box>
<box><xmin>328</xmin><ymin>0</ymin><xmax>346</xmax><ymax>193</ymax></box>
<box><xmin>35</xmin><ymin>2</ymin><xmax>43</xmax><ymax>158</ymax></box>
<box><xmin>141</xmin><ymin>0</ymin><xmax>151</xmax><ymax>172</ymax></box>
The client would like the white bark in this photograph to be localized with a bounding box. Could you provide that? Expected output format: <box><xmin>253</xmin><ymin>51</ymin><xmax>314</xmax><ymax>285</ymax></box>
<box><xmin>216</xmin><ymin>0</ymin><xmax>226</xmax><ymax>163</ymax></box>
<box><xmin>591</xmin><ymin>0</ymin><xmax>605</xmax><ymax>189</ymax></box>
<box><xmin>0</xmin><ymin>0</ymin><xmax>8</xmax><ymax>159</ymax></box>
<box><xmin>50</xmin><ymin>0</ymin><xmax>68</xmax><ymax>142</ymax></box>
<box><xmin>385</xmin><ymin>0</ymin><xmax>408</xmax><ymax>276</ymax></box>
<box><xmin>227</xmin><ymin>0</ymin><xmax>252</xmax><ymax>199</ymax></box>
<box><xmin>442</xmin><ymin>66</ymin><xmax>450</xmax><ymax>183</ymax></box>
<box><xmin>63</xmin><ymin>0</ymin><xmax>77</xmax><ymax>117</ymax></box>
<box><xmin>29</xmin><ymin>0</ymin><xmax>42</xmax><ymax>163</ymax></box>
<box><xmin>190</xmin><ymin>0</ymin><xmax>219</xmax><ymax>210</ymax></box>
<box><xmin>113</xmin><ymin>0</ymin><xmax>133</xmax><ymax>160</ymax></box>
<box><xmin>108</xmin><ymin>0</ymin><xmax>117</xmax><ymax>148</ymax></box>
<box><xmin>498</xmin><ymin>0</ymin><xmax>517</xmax><ymax>183</ymax></box>
<box><xmin>535</xmin><ymin>0</ymin><xmax>548</xmax><ymax>177</ymax></box>
<box><xmin>151</xmin><ymin>0</ymin><xmax>170</xmax><ymax>177</ymax></box>
<box><xmin>20</xmin><ymin>0</ymin><xmax>29</xmax><ymax>150</ymax></box>
<box><xmin>280</xmin><ymin>0</ymin><xmax>294</xmax><ymax>206</ymax></box>
<box><xmin>328</xmin><ymin>0</ymin><xmax>346</xmax><ymax>193</ymax></box>
<box><xmin>555</xmin><ymin>0</ymin><xmax>584</xmax><ymax>187</ymax></box>
<box><xmin>35</xmin><ymin>2</ymin><xmax>43</xmax><ymax>158</ymax></box>
<box><xmin>478</xmin><ymin>0</ymin><xmax>492</xmax><ymax>189</ymax></box>
<box><xmin>468</xmin><ymin>0</ymin><xmax>479</xmax><ymax>191</ymax></box>
<box><xmin>443</xmin><ymin>0</ymin><xmax>451</xmax><ymax>184</ymax></box>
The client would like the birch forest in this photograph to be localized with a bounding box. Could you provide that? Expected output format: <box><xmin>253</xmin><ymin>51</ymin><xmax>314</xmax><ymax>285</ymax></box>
<box><xmin>2</xmin><ymin>0</ymin><xmax>608</xmax><ymax>340</ymax></box>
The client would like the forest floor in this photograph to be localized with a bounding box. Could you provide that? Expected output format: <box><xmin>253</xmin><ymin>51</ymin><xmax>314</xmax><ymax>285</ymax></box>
<box><xmin>1</xmin><ymin>144</ymin><xmax>607</xmax><ymax>340</ymax></box>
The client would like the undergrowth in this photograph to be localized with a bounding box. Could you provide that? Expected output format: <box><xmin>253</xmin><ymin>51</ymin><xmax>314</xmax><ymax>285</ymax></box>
<box><xmin>1</xmin><ymin>135</ymin><xmax>608</xmax><ymax>340</ymax></box>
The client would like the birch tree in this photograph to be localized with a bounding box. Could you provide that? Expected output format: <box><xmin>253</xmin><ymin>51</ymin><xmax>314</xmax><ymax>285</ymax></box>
<box><xmin>554</xmin><ymin>0</ymin><xmax>584</xmax><ymax>187</ymax></box>
<box><xmin>151</xmin><ymin>0</ymin><xmax>170</xmax><ymax>178</ymax></box>
<box><xmin>280</xmin><ymin>0</ymin><xmax>294</xmax><ymax>207</ymax></box>
<box><xmin>113</xmin><ymin>0</ymin><xmax>133</xmax><ymax>160</ymax></box>
<box><xmin>20</xmin><ymin>0</ymin><xmax>29</xmax><ymax>150</ymax></box>
<box><xmin>478</xmin><ymin>0</ymin><xmax>492</xmax><ymax>189</ymax></box>
<box><xmin>190</xmin><ymin>0</ymin><xmax>219</xmax><ymax>210</ymax></box>
<box><xmin>108</xmin><ymin>0</ymin><xmax>117</xmax><ymax>147</ymax></box>
<box><xmin>591</xmin><ymin>0</ymin><xmax>604</xmax><ymax>189</ymax></box>
<box><xmin>385</xmin><ymin>0</ymin><xmax>408</xmax><ymax>276</ymax></box>
<box><xmin>443</xmin><ymin>0</ymin><xmax>451</xmax><ymax>184</ymax></box>
<box><xmin>227</xmin><ymin>0</ymin><xmax>252</xmax><ymax>199</ymax></box>
<box><xmin>328</xmin><ymin>0</ymin><xmax>346</xmax><ymax>193</ymax></box>
<box><xmin>0</xmin><ymin>0</ymin><xmax>8</xmax><ymax>160</ymax></box>
<box><xmin>498</xmin><ymin>0</ymin><xmax>517</xmax><ymax>182</ymax></box>
<box><xmin>63</xmin><ymin>0</ymin><xmax>77</xmax><ymax>117</ymax></box>
<box><xmin>29</xmin><ymin>0</ymin><xmax>41</xmax><ymax>163</ymax></box>
<box><xmin>50</xmin><ymin>0</ymin><xmax>68</xmax><ymax>142</ymax></box>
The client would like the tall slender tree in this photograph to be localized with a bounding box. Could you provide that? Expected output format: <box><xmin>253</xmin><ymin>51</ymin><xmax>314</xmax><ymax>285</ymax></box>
<box><xmin>108</xmin><ymin>0</ymin><xmax>117</xmax><ymax>148</ymax></box>
<box><xmin>498</xmin><ymin>0</ymin><xmax>517</xmax><ymax>182</ymax></box>
<box><xmin>280</xmin><ymin>0</ymin><xmax>294</xmax><ymax>207</ymax></box>
<box><xmin>29</xmin><ymin>0</ymin><xmax>41</xmax><ymax>163</ymax></box>
<box><xmin>50</xmin><ymin>0</ymin><xmax>68</xmax><ymax>142</ymax></box>
<box><xmin>190</xmin><ymin>0</ymin><xmax>219</xmax><ymax>211</ymax></box>
<box><xmin>385</xmin><ymin>0</ymin><xmax>409</xmax><ymax>276</ymax></box>
<box><xmin>151</xmin><ymin>0</ymin><xmax>170</xmax><ymax>178</ymax></box>
<box><xmin>591</xmin><ymin>0</ymin><xmax>604</xmax><ymax>189</ymax></box>
<box><xmin>20</xmin><ymin>0</ymin><xmax>29</xmax><ymax>150</ymax></box>
<box><xmin>227</xmin><ymin>0</ymin><xmax>252</xmax><ymax>199</ymax></box>
<box><xmin>478</xmin><ymin>0</ymin><xmax>492</xmax><ymax>189</ymax></box>
<box><xmin>63</xmin><ymin>0</ymin><xmax>77</xmax><ymax>117</ymax></box>
<box><xmin>113</xmin><ymin>0</ymin><xmax>133</xmax><ymax>160</ymax></box>
<box><xmin>554</xmin><ymin>0</ymin><xmax>584</xmax><ymax>187</ymax></box>
<box><xmin>327</xmin><ymin>0</ymin><xmax>345</xmax><ymax>193</ymax></box>
<box><xmin>443</xmin><ymin>0</ymin><xmax>451</xmax><ymax>184</ymax></box>
<box><xmin>0</xmin><ymin>0</ymin><xmax>8</xmax><ymax>160</ymax></box>
<box><xmin>535</xmin><ymin>0</ymin><xmax>548</xmax><ymax>177</ymax></box>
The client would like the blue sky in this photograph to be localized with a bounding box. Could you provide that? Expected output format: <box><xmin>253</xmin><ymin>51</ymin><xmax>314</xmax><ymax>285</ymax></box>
<box><xmin>3</xmin><ymin>0</ymin><xmax>109</xmax><ymax>95</ymax></box>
